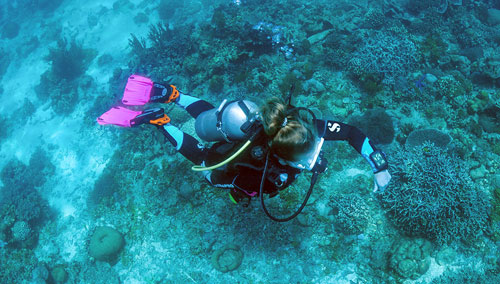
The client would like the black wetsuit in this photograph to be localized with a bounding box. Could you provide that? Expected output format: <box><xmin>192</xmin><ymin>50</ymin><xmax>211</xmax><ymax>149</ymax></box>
<box><xmin>159</xmin><ymin>99</ymin><xmax>380</xmax><ymax>204</ymax></box>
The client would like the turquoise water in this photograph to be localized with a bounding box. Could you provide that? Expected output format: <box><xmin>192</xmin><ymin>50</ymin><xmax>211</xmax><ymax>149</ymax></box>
<box><xmin>0</xmin><ymin>0</ymin><xmax>499</xmax><ymax>283</ymax></box>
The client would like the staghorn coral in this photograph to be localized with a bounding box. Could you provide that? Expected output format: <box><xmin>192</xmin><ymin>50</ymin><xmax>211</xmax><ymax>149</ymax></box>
<box><xmin>378</xmin><ymin>142</ymin><xmax>490</xmax><ymax>244</ymax></box>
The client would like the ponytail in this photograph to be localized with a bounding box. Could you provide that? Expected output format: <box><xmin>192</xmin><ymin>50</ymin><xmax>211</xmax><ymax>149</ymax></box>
<box><xmin>260</xmin><ymin>97</ymin><xmax>317</xmax><ymax>161</ymax></box>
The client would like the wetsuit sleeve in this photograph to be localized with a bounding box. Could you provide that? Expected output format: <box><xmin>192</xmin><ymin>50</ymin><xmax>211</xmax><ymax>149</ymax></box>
<box><xmin>315</xmin><ymin>119</ymin><xmax>385</xmax><ymax>172</ymax></box>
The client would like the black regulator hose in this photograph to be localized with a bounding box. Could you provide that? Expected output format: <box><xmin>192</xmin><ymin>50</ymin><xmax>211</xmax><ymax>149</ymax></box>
<box><xmin>259</xmin><ymin>152</ymin><xmax>318</xmax><ymax>222</ymax></box>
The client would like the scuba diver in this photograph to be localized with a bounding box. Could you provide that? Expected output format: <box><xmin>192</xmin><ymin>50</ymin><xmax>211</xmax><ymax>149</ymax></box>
<box><xmin>97</xmin><ymin>75</ymin><xmax>391</xmax><ymax>222</ymax></box>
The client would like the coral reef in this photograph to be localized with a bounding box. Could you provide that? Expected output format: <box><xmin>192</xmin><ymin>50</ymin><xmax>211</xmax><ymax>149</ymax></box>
<box><xmin>329</xmin><ymin>194</ymin><xmax>370</xmax><ymax>235</ymax></box>
<box><xmin>211</xmin><ymin>244</ymin><xmax>243</xmax><ymax>272</ymax></box>
<box><xmin>157</xmin><ymin>0</ymin><xmax>183</xmax><ymax>20</ymax></box>
<box><xmin>432</xmin><ymin>266</ymin><xmax>500</xmax><ymax>283</ymax></box>
<box><xmin>0</xmin><ymin>115</ymin><xmax>10</xmax><ymax>140</ymax></box>
<box><xmin>1</xmin><ymin>0</ymin><xmax>498</xmax><ymax>282</ymax></box>
<box><xmin>405</xmin><ymin>128</ymin><xmax>452</xmax><ymax>149</ymax></box>
<box><xmin>389</xmin><ymin>238</ymin><xmax>432</xmax><ymax>280</ymax></box>
<box><xmin>0</xmin><ymin>148</ymin><xmax>54</xmax><ymax>226</ymax></box>
<box><xmin>378</xmin><ymin>142</ymin><xmax>490</xmax><ymax>244</ymax></box>
<box><xmin>45</xmin><ymin>38</ymin><xmax>96</xmax><ymax>81</ymax></box>
<box><xmin>88</xmin><ymin>226</ymin><xmax>125</xmax><ymax>262</ymax></box>
<box><xmin>87</xmin><ymin>169</ymin><xmax>120</xmax><ymax>209</ymax></box>
<box><xmin>50</xmin><ymin>265</ymin><xmax>68</xmax><ymax>284</ymax></box>
<box><xmin>348</xmin><ymin>108</ymin><xmax>395</xmax><ymax>145</ymax></box>
<box><xmin>11</xmin><ymin>221</ymin><xmax>31</xmax><ymax>242</ymax></box>
<box><xmin>35</xmin><ymin>37</ymin><xmax>96</xmax><ymax>114</ymax></box>
<box><xmin>0</xmin><ymin>248</ymin><xmax>39</xmax><ymax>283</ymax></box>
<box><xmin>349</xmin><ymin>30</ymin><xmax>419</xmax><ymax>85</ymax></box>
<box><xmin>77</xmin><ymin>263</ymin><xmax>120</xmax><ymax>284</ymax></box>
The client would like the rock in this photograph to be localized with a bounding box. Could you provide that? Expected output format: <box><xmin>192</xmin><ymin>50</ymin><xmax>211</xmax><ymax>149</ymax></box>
<box><xmin>179</xmin><ymin>182</ymin><xmax>196</xmax><ymax>199</ymax></box>
<box><xmin>436</xmin><ymin>246</ymin><xmax>456</xmax><ymax>265</ymax></box>
<box><xmin>425</xmin><ymin>73</ymin><xmax>438</xmax><ymax>83</ymax></box>
<box><xmin>32</xmin><ymin>264</ymin><xmax>49</xmax><ymax>282</ymax></box>
<box><xmin>297</xmin><ymin>213</ymin><xmax>313</xmax><ymax>227</ymax></box>
<box><xmin>51</xmin><ymin>265</ymin><xmax>68</xmax><ymax>284</ymax></box>
<box><xmin>211</xmin><ymin>244</ymin><xmax>243</xmax><ymax>272</ymax></box>
<box><xmin>487</xmin><ymin>9</ymin><xmax>500</xmax><ymax>26</ymax></box>
<box><xmin>307</xmin><ymin>29</ymin><xmax>333</xmax><ymax>45</ymax></box>
<box><xmin>89</xmin><ymin>226</ymin><xmax>125</xmax><ymax>262</ymax></box>
<box><xmin>493</xmin><ymin>174</ymin><xmax>500</xmax><ymax>188</ymax></box>
<box><xmin>304</xmin><ymin>79</ymin><xmax>326</xmax><ymax>94</ymax></box>
<box><xmin>370</xmin><ymin>239</ymin><xmax>392</xmax><ymax>270</ymax></box>
<box><xmin>470</xmin><ymin>165</ymin><xmax>486</xmax><ymax>180</ymax></box>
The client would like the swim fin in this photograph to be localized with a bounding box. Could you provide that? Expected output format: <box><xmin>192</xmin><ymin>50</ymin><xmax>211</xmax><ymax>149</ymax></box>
<box><xmin>97</xmin><ymin>107</ymin><xmax>171</xmax><ymax>127</ymax></box>
<box><xmin>122</xmin><ymin>75</ymin><xmax>154</xmax><ymax>106</ymax></box>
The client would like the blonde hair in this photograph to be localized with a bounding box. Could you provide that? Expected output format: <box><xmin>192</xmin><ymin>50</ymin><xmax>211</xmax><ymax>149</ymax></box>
<box><xmin>260</xmin><ymin>97</ymin><xmax>317</xmax><ymax>161</ymax></box>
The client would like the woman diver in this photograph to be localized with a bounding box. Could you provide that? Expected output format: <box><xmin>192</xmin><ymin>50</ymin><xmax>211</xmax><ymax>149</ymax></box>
<box><xmin>97</xmin><ymin>75</ymin><xmax>391</xmax><ymax>222</ymax></box>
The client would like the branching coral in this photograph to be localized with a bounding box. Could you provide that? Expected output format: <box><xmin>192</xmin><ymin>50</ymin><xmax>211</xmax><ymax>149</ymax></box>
<box><xmin>0</xmin><ymin>148</ymin><xmax>54</xmax><ymax>225</ymax></box>
<box><xmin>128</xmin><ymin>22</ymin><xmax>194</xmax><ymax>75</ymax></box>
<box><xmin>35</xmin><ymin>37</ymin><xmax>94</xmax><ymax>114</ymax></box>
<box><xmin>378</xmin><ymin>142</ymin><xmax>490</xmax><ymax>244</ymax></box>
<box><xmin>45</xmin><ymin>38</ymin><xmax>95</xmax><ymax>81</ymax></box>
<box><xmin>329</xmin><ymin>194</ymin><xmax>370</xmax><ymax>235</ymax></box>
<box><xmin>349</xmin><ymin>30</ymin><xmax>419</xmax><ymax>85</ymax></box>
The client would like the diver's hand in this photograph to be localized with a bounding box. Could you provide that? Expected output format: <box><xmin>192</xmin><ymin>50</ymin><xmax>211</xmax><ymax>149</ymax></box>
<box><xmin>373</xmin><ymin>170</ymin><xmax>391</xmax><ymax>192</ymax></box>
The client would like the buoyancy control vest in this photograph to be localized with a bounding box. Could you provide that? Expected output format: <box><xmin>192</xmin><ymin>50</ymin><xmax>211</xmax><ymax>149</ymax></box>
<box><xmin>205</xmin><ymin>127</ymin><xmax>301</xmax><ymax>197</ymax></box>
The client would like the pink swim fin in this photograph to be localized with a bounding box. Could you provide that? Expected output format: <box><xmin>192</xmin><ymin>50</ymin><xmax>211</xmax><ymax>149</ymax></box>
<box><xmin>121</xmin><ymin>75</ymin><xmax>153</xmax><ymax>105</ymax></box>
<box><xmin>97</xmin><ymin>106</ymin><xmax>142</xmax><ymax>127</ymax></box>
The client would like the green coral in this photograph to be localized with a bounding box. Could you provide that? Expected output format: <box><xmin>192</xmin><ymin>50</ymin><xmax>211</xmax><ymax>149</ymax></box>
<box><xmin>88</xmin><ymin>226</ymin><xmax>125</xmax><ymax>262</ymax></box>
<box><xmin>468</xmin><ymin>90</ymin><xmax>491</xmax><ymax>114</ymax></box>
<box><xmin>420</xmin><ymin>34</ymin><xmax>447</xmax><ymax>64</ymax></box>
<box><xmin>435</xmin><ymin>75</ymin><xmax>466</xmax><ymax>99</ymax></box>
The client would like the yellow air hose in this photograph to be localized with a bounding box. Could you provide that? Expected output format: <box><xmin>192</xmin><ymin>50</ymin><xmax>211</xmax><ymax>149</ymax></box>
<box><xmin>191</xmin><ymin>140</ymin><xmax>253</xmax><ymax>171</ymax></box>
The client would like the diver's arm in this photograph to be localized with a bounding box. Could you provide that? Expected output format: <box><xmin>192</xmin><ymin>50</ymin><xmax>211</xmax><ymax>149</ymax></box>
<box><xmin>316</xmin><ymin>119</ymin><xmax>391</xmax><ymax>191</ymax></box>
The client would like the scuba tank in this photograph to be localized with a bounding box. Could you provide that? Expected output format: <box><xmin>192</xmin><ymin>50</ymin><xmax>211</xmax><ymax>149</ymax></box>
<box><xmin>195</xmin><ymin>99</ymin><xmax>259</xmax><ymax>142</ymax></box>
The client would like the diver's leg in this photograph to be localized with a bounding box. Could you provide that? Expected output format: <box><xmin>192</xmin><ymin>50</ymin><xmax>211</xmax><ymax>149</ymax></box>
<box><xmin>175</xmin><ymin>93</ymin><xmax>214</xmax><ymax>119</ymax></box>
<box><xmin>158</xmin><ymin>124</ymin><xmax>206</xmax><ymax>164</ymax></box>
<box><xmin>151</xmin><ymin>84</ymin><xmax>214</xmax><ymax>119</ymax></box>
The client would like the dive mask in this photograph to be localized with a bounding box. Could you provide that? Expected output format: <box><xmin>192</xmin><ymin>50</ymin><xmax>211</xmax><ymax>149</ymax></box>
<box><xmin>278</xmin><ymin>137</ymin><xmax>324</xmax><ymax>171</ymax></box>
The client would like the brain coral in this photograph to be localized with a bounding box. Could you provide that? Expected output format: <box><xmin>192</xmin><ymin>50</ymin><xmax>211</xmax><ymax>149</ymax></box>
<box><xmin>89</xmin><ymin>226</ymin><xmax>125</xmax><ymax>262</ymax></box>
